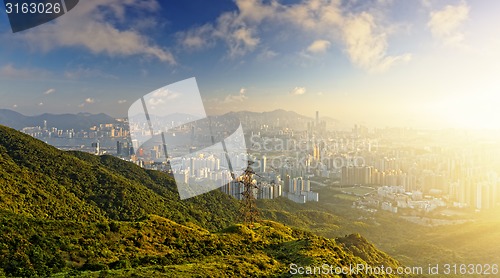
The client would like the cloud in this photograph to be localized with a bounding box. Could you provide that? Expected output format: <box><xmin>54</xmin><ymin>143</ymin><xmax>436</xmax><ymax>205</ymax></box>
<box><xmin>257</xmin><ymin>49</ymin><xmax>278</xmax><ymax>61</ymax></box>
<box><xmin>43</xmin><ymin>88</ymin><xmax>55</xmax><ymax>95</ymax></box>
<box><xmin>421</xmin><ymin>0</ymin><xmax>432</xmax><ymax>8</ymax></box>
<box><xmin>151</xmin><ymin>88</ymin><xmax>180</xmax><ymax>99</ymax></box>
<box><xmin>178</xmin><ymin>0</ymin><xmax>409</xmax><ymax>72</ymax></box>
<box><xmin>118</xmin><ymin>99</ymin><xmax>127</xmax><ymax>104</ymax></box>
<box><xmin>290</xmin><ymin>86</ymin><xmax>306</xmax><ymax>96</ymax></box>
<box><xmin>0</xmin><ymin>64</ymin><xmax>51</xmax><ymax>79</ymax></box>
<box><xmin>78</xmin><ymin>98</ymin><xmax>95</xmax><ymax>108</ymax></box>
<box><xmin>12</xmin><ymin>104</ymin><xmax>18</xmax><ymax>108</ymax></box>
<box><xmin>64</xmin><ymin>67</ymin><xmax>118</xmax><ymax>80</ymax></box>
<box><xmin>177</xmin><ymin>24</ymin><xmax>216</xmax><ymax>50</ymax></box>
<box><xmin>38</xmin><ymin>102</ymin><xmax>44</xmax><ymax>106</ymax></box>
<box><xmin>21</xmin><ymin>0</ymin><xmax>176</xmax><ymax>64</ymax></box>
<box><xmin>428</xmin><ymin>3</ymin><xmax>469</xmax><ymax>45</ymax></box>
<box><xmin>229</xmin><ymin>27</ymin><xmax>260</xmax><ymax>57</ymax></box>
<box><xmin>179</xmin><ymin>12</ymin><xmax>260</xmax><ymax>58</ymax></box>
<box><xmin>147</xmin><ymin>88</ymin><xmax>180</xmax><ymax>107</ymax></box>
<box><xmin>224</xmin><ymin>87</ymin><xmax>248</xmax><ymax>103</ymax></box>
<box><xmin>342</xmin><ymin>12</ymin><xmax>411</xmax><ymax>73</ymax></box>
<box><xmin>307</xmin><ymin>39</ymin><xmax>331</xmax><ymax>54</ymax></box>
<box><xmin>148</xmin><ymin>98</ymin><xmax>164</xmax><ymax>106</ymax></box>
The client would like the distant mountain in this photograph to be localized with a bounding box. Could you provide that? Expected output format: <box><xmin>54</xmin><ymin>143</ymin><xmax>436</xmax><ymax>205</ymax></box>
<box><xmin>222</xmin><ymin>109</ymin><xmax>313</xmax><ymax>129</ymax></box>
<box><xmin>0</xmin><ymin>109</ymin><xmax>118</xmax><ymax>130</ymax></box>
<box><xmin>0</xmin><ymin>109</ymin><xmax>29</xmax><ymax>129</ymax></box>
<box><xmin>0</xmin><ymin>124</ymin><xmax>401</xmax><ymax>277</ymax></box>
<box><xmin>129</xmin><ymin>112</ymin><xmax>202</xmax><ymax>124</ymax></box>
<box><xmin>0</xmin><ymin>108</ymin><xmax>339</xmax><ymax>132</ymax></box>
<box><xmin>225</xmin><ymin>109</ymin><xmax>311</xmax><ymax>120</ymax></box>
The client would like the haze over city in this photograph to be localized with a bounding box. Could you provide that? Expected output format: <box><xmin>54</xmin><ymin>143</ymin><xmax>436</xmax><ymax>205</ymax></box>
<box><xmin>1</xmin><ymin>0</ymin><xmax>500</xmax><ymax>129</ymax></box>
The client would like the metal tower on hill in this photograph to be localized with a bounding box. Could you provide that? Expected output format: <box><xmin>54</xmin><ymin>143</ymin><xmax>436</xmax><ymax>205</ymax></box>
<box><xmin>239</xmin><ymin>160</ymin><xmax>260</xmax><ymax>224</ymax></box>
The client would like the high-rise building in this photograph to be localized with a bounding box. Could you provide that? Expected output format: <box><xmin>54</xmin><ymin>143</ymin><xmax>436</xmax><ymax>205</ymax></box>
<box><xmin>284</xmin><ymin>175</ymin><xmax>291</xmax><ymax>192</ymax></box>
<box><xmin>91</xmin><ymin>141</ymin><xmax>100</xmax><ymax>155</ymax></box>
<box><xmin>151</xmin><ymin>149</ymin><xmax>158</xmax><ymax>160</ymax></box>
<box><xmin>258</xmin><ymin>183</ymin><xmax>274</xmax><ymax>199</ymax></box>
<box><xmin>261</xmin><ymin>156</ymin><xmax>267</xmax><ymax>173</ymax></box>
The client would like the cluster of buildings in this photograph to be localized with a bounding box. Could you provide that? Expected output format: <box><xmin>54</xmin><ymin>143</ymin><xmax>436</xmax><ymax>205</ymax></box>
<box><xmin>281</xmin><ymin>175</ymin><xmax>319</xmax><ymax>203</ymax></box>
<box><xmin>22</xmin><ymin>121</ymin><xmax>129</xmax><ymax>140</ymax></box>
<box><xmin>355</xmin><ymin>186</ymin><xmax>446</xmax><ymax>214</ymax></box>
<box><xmin>220</xmin><ymin>180</ymin><xmax>282</xmax><ymax>200</ymax></box>
<box><xmin>18</xmin><ymin>111</ymin><xmax>500</xmax><ymax>211</ymax></box>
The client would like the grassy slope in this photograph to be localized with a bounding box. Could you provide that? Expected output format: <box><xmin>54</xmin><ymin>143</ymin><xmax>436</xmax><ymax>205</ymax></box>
<box><xmin>0</xmin><ymin>125</ymin><xmax>403</xmax><ymax>277</ymax></box>
<box><xmin>259</xmin><ymin>185</ymin><xmax>500</xmax><ymax>278</ymax></box>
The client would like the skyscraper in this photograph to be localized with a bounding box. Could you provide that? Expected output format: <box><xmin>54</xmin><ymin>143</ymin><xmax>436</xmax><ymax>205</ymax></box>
<box><xmin>315</xmin><ymin>111</ymin><xmax>319</xmax><ymax>126</ymax></box>
<box><xmin>117</xmin><ymin>141</ymin><xmax>122</xmax><ymax>155</ymax></box>
<box><xmin>261</xmin><ymin>156</ymin><xmax>267</xmax><ymax>173</ymax></box>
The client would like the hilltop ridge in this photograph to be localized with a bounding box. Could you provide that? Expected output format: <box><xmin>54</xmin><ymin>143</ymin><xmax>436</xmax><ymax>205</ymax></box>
<box><xmin>0</xmin><ymin>124</ymin><xmax>402</xmax><ymax>277</ymax></box>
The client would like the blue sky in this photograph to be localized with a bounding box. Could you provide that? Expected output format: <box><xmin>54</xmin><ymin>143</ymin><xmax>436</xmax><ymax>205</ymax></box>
<box><xmin>1</xmin><ymin>0</ymin><xmax>500</xmax><ymax>129</ymax></box>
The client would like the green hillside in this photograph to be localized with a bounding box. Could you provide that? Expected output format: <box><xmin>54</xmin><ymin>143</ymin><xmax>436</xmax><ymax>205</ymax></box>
<box><xmin>0</xmin><ymin>124</ymin><xmax>239</xmax><ymax>229</ymax></box>
<box><xmin>0</xmin><ymin>125</ymin><xmax>404</xmax><ymax>277</ymax></box>
<box><xmin>259</xmin><ymin>181</ymin><xmax>500</xmax><ymax>278</ymax></box>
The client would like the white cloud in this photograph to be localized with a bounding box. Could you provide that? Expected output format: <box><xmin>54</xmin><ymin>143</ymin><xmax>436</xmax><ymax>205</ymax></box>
<box><xmin>12</xmin><ymin>104</ymin><xmax>18</xmax><ymax>108</ymax></box>
<box><xmin>0</xmin><ymin>64</ymin><xmax>50</xmax><ymax>79</ymax></box>
<box><xmin>307</xmin><ymin>39</ymin><xmax>331</xmax><ymax>54</ymax></box>
<box><xmin>148</xmin><ymin>98</ymin><xmax>164</xmax><ymax>106</ymax></box>
<box><xmin>43</xmin><ymin>88</ymin><xmax>55</xmax><ymax>95</ymax></box>
<box><xmin>428</xmin><ymin>3</ymin><xmax>469</xmax><ymax>46</ymax></box>
<box><xmin>235</xmin><ymin>0</ymin><xmax>277</xmax><ymax>22</ymax></box>
<box><xmin>421</xmin><ymin>0</ymin><xmax>432</xmax><ymax>8</ymax></box>
<box><xmin>224</xmin><ymin>87</ymin><xmax>248</xmax><ymax>103</ymax></box>
<box><xmin>178</xmin><ymin>0</ymin><xmax>409</xmax><ymax>72</ymax></box>
<box><xmin>257</xmin><ymin>49</ymin><xmax>278</xmax><ymax>61</ymax></box>
<box><xmin>38</xmin><ymin>102</ymin><xmax>44</xmax><ymax>106</ymax></box>
<box><xmin>21</xmin><ymin>0</ymin><xmax>175</xmax><ymax>64</ymax></box>
<box><xmin>342</xmin><ymin>12</ymin><xmax>411</xmax><ymax>73</ymax></box>
<box><xmin>146</xmin><ymin>88</ymin><xmax>180</xmax><ymax>107</ymax></box>
<box><xmin>290</xmin><ymin>86</ymin><xmax>306</xmax><ymax>96</ymax></box>
<box><xmin>230</xmin><ymin>27</ymin><xmax>260</xmax><ymax>57</ymax></box>
<box><xmin>224</xmin><ymin>95</ymin><xmax>247</xmax><ymax>103</ymax></box>
<box><xmin>177</xmin><ymin>11</ymin><xmax>260</xmax><ymax>58</ymax></box>
<box><xmin>177</xmin><ymin>24</ymin><xmax>216</xmax><ymax>50</ymax></box>
<box><xmin>64</xmin><ymin>67</ymin><xmax>118</xmax><ymax>80</ymax></box>
<box><xmin>118</xmin><ymin>99</ymin><xmax>127</xmax><ymax>104</ymax></box>
<box><xmin>151</xmin><ymin>88</ymin><xmax>180</xmax><ymax>99</ymax></box>
<box><xmin>216</xmin><ymin>13</ymin><xmax>260</xmax><ymax>57</ymax></box>
<box><xmin>78</xmin><ymin>97</ymin><xmax>96</xmax><ymax>107</ymax></box>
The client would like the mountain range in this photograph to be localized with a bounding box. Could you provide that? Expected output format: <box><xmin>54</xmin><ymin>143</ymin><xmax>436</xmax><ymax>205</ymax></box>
<box><xmin>0</xmin><ymin>108</ymin><xmax>339</xmax><ymax>131</ymax></box>
<box><xmin>0</xmin><ymin>109</ymin><xmax>118</xmax><ymax>131</ymax></box>
<box><xmin>0</xmin><ymin>124</ymin><xmax>399</xmax><ymax>277</ymax></box>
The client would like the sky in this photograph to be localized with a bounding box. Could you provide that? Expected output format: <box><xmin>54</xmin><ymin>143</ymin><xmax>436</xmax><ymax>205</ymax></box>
<box><xmin>1</xmin><ymin>0</ymin><xmax>500</xmax><ymax>129</ymax></box>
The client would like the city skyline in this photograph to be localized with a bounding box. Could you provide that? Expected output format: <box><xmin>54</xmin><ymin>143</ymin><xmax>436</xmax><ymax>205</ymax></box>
<box><xmin>1</xmin><ymin>0</ymin><xmax>500</xmax><ymax>129</ymax></box>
